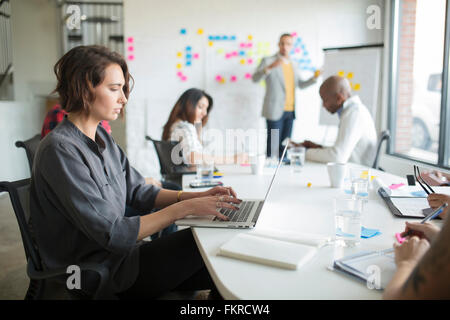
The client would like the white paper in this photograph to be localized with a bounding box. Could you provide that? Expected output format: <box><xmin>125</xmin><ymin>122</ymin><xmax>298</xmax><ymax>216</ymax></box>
<box><xmin>390</xmin><ymin>197</ymin><xmax>430</xmax><ymax>217</ymax></box>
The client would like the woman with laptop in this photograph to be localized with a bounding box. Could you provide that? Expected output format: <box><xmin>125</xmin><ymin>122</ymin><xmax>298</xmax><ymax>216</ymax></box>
<box><xmin>30</xmin><ymin>45</ymin><xmax>241</xmax><ymax>299</ymax></box>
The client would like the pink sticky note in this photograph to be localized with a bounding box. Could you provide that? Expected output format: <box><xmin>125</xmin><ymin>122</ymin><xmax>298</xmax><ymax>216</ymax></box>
<box><xmin>246</xmin><ymin>43</ymin><xmax>253</xmax><ymax>48</ymax></box>
<box><xmin>240</xmin><ymin>43</ymin><xmax>245</xmax><ymax>48</ymax></box>
<box><xmin>127</xmin><ymin>37</ymin><xmax>134</xmax><ymax>43</ymax></box>
<box><xmin>291</xmin><ymin>32</ymin><xmax>298</xmax><ymax>37</ymax></box>
<box><xmin>240</xmin><ymin>163</ymin><xmax>251</xmax><ymax>167</ymax></box>
<box><xmin>176</xmin><ymin>71</ymin><xmax>182</xmax><ymax>77</ymax></box>
<box><xmin>232</xmin><ymin>51</ymin><xmax>238</xmax><ymax>56</ymax></box>
<box><xmin>389</xmin><ymin>183</ymin><xmax>405</xmax><ymax>190</ymax></box>
<box><xmin>247</xmin><ymin>58</ymin><xmax>253</xmax><ymax>64</ymax></box>
<box><xmin>127</xmin><ymin>54</ymin><xmax>135</xmax><ymax>61</ymax></box>
<box><xmin>230</xmin><ymin>76</ymin><xmax>237</xmax><ymax>82</ymax></box>
<box><xmin>225</xmin><ymin>53</ymin><xmax>231</xmax><ymax>59</ymax></box>
<box><xmin>181</xmin><ymin>76</ymin><xmax>187</xmax><ymax>82</ymax></box>
<box><xmin>215</xmin><ymin>75</ymin><xmax>222</xmax><ymax>81</ymax></box>
<box><xmin>193</xmin><ymin>53</ymin><xmax>199</xmax><ymax>59</ymax></box>
<box><xmin>244</xmin><ymin>73</ymin><xmax>252</xmax><ymax>79</ymax></box>
<box><xmin>295</xmin><ymin>48</ymin><xmax>301</xmax><ymax>53</ymax></box>
<box><xmin>128</xmin><ymin>45</ymin><xmax>134</xmax><ymax>52</ymax></box>
<box><xmin>395</xmin><ymin>233</ymin><xmax>405</xmax><ymax>244</ymax></box>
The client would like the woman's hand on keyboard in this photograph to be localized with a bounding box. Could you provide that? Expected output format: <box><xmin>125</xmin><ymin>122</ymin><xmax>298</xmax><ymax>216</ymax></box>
<box><xmin>201</xmin><ymin>186</ymin><xmax>239</xmax><ymax>199</ymax></box>
<box><xmin>181</xmin><ymin>195</ymin><xmax>242</xmax><ymax>221</ymax></box>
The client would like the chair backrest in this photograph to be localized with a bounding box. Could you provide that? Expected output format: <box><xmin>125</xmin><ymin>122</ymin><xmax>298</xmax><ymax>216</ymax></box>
<box><xmin>0</xmin><ymin>179</ymin><xmax>43</xmax><ymax>272</ymax></box>
<box><xmin>372</xmin><ymin>130</ymin><xmax>391</xmax><ymax>170</ymax></box>
<box><xmin>145</xmin><ymin>136</ymin><xmax>182</xmax><ymax>176</ymax></box>
<box><xmin>15</xmin><ymin>134</ymin><xmax>41</xmax><ymax>172</ymax></box>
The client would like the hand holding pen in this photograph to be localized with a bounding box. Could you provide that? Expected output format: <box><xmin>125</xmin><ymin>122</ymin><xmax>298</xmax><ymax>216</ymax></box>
<box><xmin>400</xmin><ymin>203</ymin><xmax>448</xmax><ymax>241</ymax></box>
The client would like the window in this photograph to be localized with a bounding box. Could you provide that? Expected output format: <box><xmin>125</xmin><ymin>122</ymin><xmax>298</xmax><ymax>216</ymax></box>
<box><xmin>388</xmin><ymin>0</ymin><xmax>450</xmax><ymax>169</ymax></box>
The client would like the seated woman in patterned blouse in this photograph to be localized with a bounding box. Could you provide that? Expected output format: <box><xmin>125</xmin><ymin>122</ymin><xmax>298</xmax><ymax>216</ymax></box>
<box><xmin>162</xmin><ymin>88</ymin><xmax>247</xmax><ymax>165</ymax></box>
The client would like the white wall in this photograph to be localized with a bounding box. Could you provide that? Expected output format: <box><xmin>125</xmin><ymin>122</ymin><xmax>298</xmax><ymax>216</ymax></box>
<box><xmin>0</xmin><ymin>0</ymin><xmax>60</xmax><ymax>181</ymax></box>
<box><xmin>123</xmin><ymin>0</ymin><xmax>384</xmax><ymax>178</ymax></box>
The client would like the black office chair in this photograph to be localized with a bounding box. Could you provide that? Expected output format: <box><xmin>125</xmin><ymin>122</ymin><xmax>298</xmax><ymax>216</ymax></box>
<box><xmin>372</xmin><ymin>130</ymin><xmax>390</xmax><ymax>171</ymax></box>
<box><xmin>15</xmin><ymin>134</ymin><xmax>41</xmax><ymax>172</ymax></box>
<box><xmin>145</xmin><ymin>136</ymin><xmax>185</xmax><ymax>187</ymax></box>
<box><xmin>0</xmin><ymin>179</ymin><xmax>111</xmax><ymax>300</ymax></box>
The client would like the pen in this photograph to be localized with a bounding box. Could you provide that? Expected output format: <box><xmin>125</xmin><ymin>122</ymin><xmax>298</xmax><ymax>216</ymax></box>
<box><xmin>401</xmin><ymin>202</ymin><xmax>448</xmax><ymax>238</ymax></box>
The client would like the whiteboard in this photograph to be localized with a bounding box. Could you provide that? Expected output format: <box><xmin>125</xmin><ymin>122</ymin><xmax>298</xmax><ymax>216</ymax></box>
<box><xmin>319</xmin><ymin>45</ymin><xmax>382</xmax><ymax>126</ymax></box>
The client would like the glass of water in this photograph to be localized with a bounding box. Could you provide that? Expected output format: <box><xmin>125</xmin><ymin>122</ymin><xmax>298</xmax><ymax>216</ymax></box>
<box><xmin>334</xmin><ymin>197</ymin><xmax>363</xmax><ymax>247</ymax></box>
<box><xmin>196</xmin><ymin>161</ymin><xmax>214</xmax><ymax>181</ymax></box>
<box><xmin>350</xmin><ymin>168</ymin><xmax>370</xmax><ymax>202</ymax></box>
<box><xmin>288</xmin><ymin>147</ymin><xmax>306</xmax><ymax>173</ymax></box>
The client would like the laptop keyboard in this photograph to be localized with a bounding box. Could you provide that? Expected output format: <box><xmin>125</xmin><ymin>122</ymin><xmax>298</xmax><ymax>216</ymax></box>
<box><xmin>215</xmin><ymin>201</ymin><xmax>256</xmax><ymax>222</ymax></box>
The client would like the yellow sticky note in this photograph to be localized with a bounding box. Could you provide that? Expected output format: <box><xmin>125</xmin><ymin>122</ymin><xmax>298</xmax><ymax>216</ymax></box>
<box><xmin>247</xmin><ymin>50</ymin><xmax>254</xmax><ymax>57</ymax></box>
<box><xmin>240</xmin><ymin>59</ymin><xmax>245</xmax><ymax>65</ymax></box>
<box><xmin>347</xmin><ymin>72</ymin><xmax>354</xmax><ymax>79</ymax></box>
<box><xmin>208</xmin><ymin>41</ymin><xmax>214</xmax><ymax>47</ymax></box>
<box><xmin>197</xmin><ymin>28</ymin><xmax>204</xmax><ymax>35</ymax></box>
<box><xmin>307</xmin><ymin>182</ymin><xmax>312</xmax><ymax>188</ymax></box>
<box><xmin>337</xmin><ymin>70</ymin><xmax>345</xmax><ymax>77</ymax></box>
<box><xmin>248</xmin><ymin>35</ymin><xmax>253</xmax><ymax>41</ymax></box>
<box><xmin>314</xmin><ymin>70</ymin><xmax>321</xmax><ymax>78</ymax></box>
<box><xmin>176</xmin><ymin>52</ymin><xmax>182</xmax><ymax>58</ymax></box>
<box><xmin>176</xmin><ymin>63</ymin><xmax>182</xmax><ymax>69</ymax></box>
<box><xmin>220</xmin><ymin>78</ymin><xmax>226</xmax><ymax>84</ymax></box>
<box><xmin>216</xmin><ymin>48</ymin><xmax>224</xmax><ymax>54</ymax></box>
<box><xmin>353</xmin><ymin>83</ymin><xmax>361</xmax><ymax>91</ymax></box>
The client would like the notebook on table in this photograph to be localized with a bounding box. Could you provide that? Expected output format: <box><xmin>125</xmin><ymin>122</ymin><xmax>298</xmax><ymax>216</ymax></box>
<box><xmin>332</xmin><ymin>248</ymin><xmax>396</xmax><ymax>289</ymax></box>
<box><xmin>218</xmin><ymin>228</ymin><xmax>332</xmax><ymax>270</ymax></box>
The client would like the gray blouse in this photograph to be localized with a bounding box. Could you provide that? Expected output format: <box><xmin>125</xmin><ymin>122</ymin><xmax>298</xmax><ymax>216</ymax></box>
<box><xmin>30</xmin><ymin>117</ymin><xmax>160</xmax><ymax>293</ymax></box>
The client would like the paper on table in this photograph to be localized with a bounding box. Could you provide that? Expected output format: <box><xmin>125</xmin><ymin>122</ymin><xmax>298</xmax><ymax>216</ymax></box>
<box><xmin>390</xmin><ymin>197</ymin><xmax>430</xmax><ymax>217</ymax></box>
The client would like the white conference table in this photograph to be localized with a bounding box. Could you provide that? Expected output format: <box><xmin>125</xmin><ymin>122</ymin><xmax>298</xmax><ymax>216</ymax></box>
<box><xmin>182</xmin><ymin>161</ymin><xmax>441</xmax><ymax>300</ymax></box>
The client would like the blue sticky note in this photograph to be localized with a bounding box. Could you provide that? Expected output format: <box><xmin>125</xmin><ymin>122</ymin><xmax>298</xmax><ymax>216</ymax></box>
<box><xmin>214</xmin><ymin>36</ymin><xmax>221</xmax><ymax>40</ymax></box>
<box><xmin>186</xmin><ymin>61</ymin><xmax>191</xmax><ymax>66</ymax></box>
<box><xmin>231</xmin><ymin>35</ymin><xmax>236</xmax><ymax>40</ymax></box>
<box><xmin>185</xmin><ymin>46</ymin><xmax>191</xmax><ymax>51</ymax></box>
<box><xmin>186</xmin><ymin>54</ymin><xmax>192</xmax><ymax>59</ymax></box>
<box><xmin>180</xmin><ymin>28</ymin><xmax>187</xmax><ymax>35</ymax></box>
<box><xmin>208</xmin><ymin>35</ymin><xmax>213</xmax><ymax>40</ymax></box>
<box><xmin>361</xmin><ymin>226</ymin><xmax>381</xmax><ymax>239</ymax></box>
<box><xmin>239</xmin><ymin>51</ymin><xmax>245</xmax><ymax>56</ymax></box>
<box><xmin>411</xmin><ymin>191</ymin><xmax>427</xmax><ymax>197</ymax></box>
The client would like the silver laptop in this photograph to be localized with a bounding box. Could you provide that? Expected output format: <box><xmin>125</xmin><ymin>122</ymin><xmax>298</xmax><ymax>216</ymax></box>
<box><xmin>175</xmin><ymin>144</ymin><xmax>288</xmax><ymax>229</ymax></box>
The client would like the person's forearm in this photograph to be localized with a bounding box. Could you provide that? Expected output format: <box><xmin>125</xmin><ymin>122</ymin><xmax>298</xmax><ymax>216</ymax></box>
<box><xmin>154</xmin><ymin>189</ymin><xmax>203</xmax><ymax>208</ymax></box>
<box><xmin>137</xmin><ymin>201</ymin><xmax>191</xmax><ymax>240</ymax></box>
<box><xmin>383</xmin><ymin>261</ymin><xmax>416</xmax><ymax>299</ymax></box>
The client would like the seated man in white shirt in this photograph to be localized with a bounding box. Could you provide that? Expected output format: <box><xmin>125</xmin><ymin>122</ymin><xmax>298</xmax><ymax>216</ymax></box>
<box><xmin>292</xmin><ymin>75</ymin><xmax>377</xmax><ymax>166</ymax></box>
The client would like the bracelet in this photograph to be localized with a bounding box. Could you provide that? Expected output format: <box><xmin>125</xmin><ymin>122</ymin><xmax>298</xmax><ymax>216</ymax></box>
<box><xmin>177</xmin><ymin>191</ymin><xmax>183</xmax><ymax>202</ymax></box>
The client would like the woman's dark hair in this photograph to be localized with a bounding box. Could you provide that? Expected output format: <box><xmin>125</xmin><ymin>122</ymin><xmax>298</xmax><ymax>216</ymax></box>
<box><xmin>53</xmin><ymin>45</ymin><xmax>133</xmax><ymax>113</ymax></box>
<box><xmin>162</xmin><ymin>88</ymin><xmax>213</xmax><ymax>141</ymax></box>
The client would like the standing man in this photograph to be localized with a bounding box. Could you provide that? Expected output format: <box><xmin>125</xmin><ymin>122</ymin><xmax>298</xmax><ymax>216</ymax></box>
<box><xmin>252</xmin><ymin>33</ymin><xmax>320</xmax><ymax>158</ymax></box>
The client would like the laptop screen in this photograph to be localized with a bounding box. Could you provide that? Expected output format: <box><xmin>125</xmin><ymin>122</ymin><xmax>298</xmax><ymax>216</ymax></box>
<box><xmin>263</xmin><ymin>144</ymin><xmax>288</xmax><ymax>201</ymax></box>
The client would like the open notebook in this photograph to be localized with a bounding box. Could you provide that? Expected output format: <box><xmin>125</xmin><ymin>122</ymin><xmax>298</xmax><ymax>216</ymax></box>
<box><xmin>332</xmin><ymin>248</ymin><xmax>396</xmax><ymax>289</ymax></box>
<box><xmin>218</xmin><ymin>228</ymin><xmax>332</xmax><ymax>270</ymax></box>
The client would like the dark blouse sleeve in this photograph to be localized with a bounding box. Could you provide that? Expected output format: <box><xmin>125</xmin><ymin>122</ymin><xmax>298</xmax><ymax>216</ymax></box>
<box><xmin>39</xmin><ymin>142</ymin><xmax>141</xmax><ymax>255</ymax></box>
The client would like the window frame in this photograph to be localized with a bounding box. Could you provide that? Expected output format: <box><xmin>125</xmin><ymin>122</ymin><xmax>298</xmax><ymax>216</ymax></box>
<box><xmin>388</xmin><ymin>0</ymin><xmax>450</xmax><ymax>170</ymax></box>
